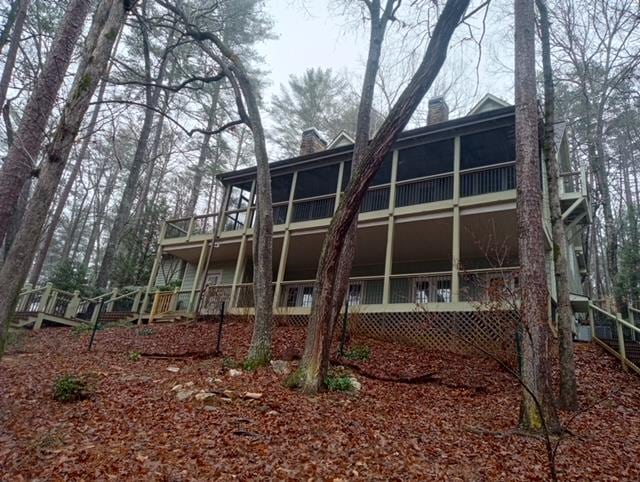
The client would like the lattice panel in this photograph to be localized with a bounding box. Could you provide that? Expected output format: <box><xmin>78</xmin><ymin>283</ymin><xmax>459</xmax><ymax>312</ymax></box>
<box><xmin>251</xmin><ymin>310</ymin><xmax>517</xmax><ymax>358</ymax></box>
<box><xmin>348</xmin><ymin>310</ymin><xmax>517</xmax><ymax>357</ymax></box>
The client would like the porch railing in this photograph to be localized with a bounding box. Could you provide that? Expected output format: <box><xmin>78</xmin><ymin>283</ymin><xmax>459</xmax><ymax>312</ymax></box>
<box><xmin>291</xmin><ymin>194</ymin><xmax>335</xmax><ymax>222</ymax></box>
<box><xmin>165</xmin><ymin>213</ymin><xmax>219</xmax><ymax>239</ymax></box>
<box><xmin>460</xmin><ymin>161</ymin><xmax>516</xmax><ymax>197</ymax></box>
<box><xmin>395</xmin><ymin>173</ymin><xmax>453</xmax><ymax>207</ymax></box>
<box><xmin>360</xmin><ymin>185</ymin><xmax>390</xmax><ymax>213</ymax></box>
<box><xmin>590</xmin><ymin>303</ymin><xmax>640</xmax><ymax>374</ymax></box>
<box><xmin>389</xmin><ymin>272</ymin><xmax>452</xmax><ymax>304</ymax></box>
<box><xmin>459</xmin><ymin>268</ymin><xmax>519</xmax><ymax>303</ymax></box>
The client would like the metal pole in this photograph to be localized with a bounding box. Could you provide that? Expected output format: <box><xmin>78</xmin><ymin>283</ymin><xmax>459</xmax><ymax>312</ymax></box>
<box><xmin>88</xmin><ymin>299</ymin><xmax>105</xmax><ymax>351</ymax></box>
<box><xmin>216</xmin><ymin>301</ymin><xmax>225</xmax><ymax>354</ymax></box>
<box><xmin>339</xmin><ymin>297</ymin><xmax>349</xmax><ymax>356</ymax></box>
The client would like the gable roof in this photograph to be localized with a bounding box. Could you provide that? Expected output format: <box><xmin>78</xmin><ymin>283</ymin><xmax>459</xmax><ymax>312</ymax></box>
<box><xmin>468</xmin><ymin>94</ymin><xmax>511</xmax><ymax>116</ymax></box>
<box><xmin>326</xmin><ymin>130</ymin><xmax>355</xmax><ymax>149</ymax></box>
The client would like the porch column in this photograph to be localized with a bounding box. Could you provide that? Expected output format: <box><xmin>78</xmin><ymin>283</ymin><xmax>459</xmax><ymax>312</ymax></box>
<box><xmin>189</xmin><ymin>240</ymin><xmax>209</xmax><ymax>311</ymax></box>
<box><xmin>230</xmin><ymin>237</ymin><xmax>248</xmax><ymax>308</ymax></box>
<box><xmin>383</xmin><ymin>151</ymin><xmax>399</xmax><ymax>304</ymax></box>
<box><xmin>451</xmin><ymin>136</ymin><xmax>461</xmax><ymax>302</ymax></box>
<box><xmin>334</xmin><ymin>161</ymin><xmax>344</xmax><ymax>212</ymax></box>
<box><xmin>138</xmin><ymin>222</ymin><xmax>166</xmax><ymax>324</ymax></box>
<box><xmin>273</xmin><ymin>171</ymin><xmax>297</xmax><ymax>309</ymax></box>
<box><xmin>273</xmin><ymin>231</ymin><xmax>291</xmax><ymax>309</ymax></box>
<box><xmin>383</xmin><ymin>218</ymin><xmax>394</xmax><ymax>304</ymax></box>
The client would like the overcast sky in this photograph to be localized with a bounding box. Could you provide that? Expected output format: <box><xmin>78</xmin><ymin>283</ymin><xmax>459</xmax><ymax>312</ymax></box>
<box><xmin>257</xmin><ymin>0</ymin><xmax>515</xmax><ymax>125</ymax></box>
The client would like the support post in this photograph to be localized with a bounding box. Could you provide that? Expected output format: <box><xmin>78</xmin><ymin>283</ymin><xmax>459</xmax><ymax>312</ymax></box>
<box><xmin>169</xmin><ymin>287</ymin><xmax>180</xmax><ymax>311</ymax></box>
<box><xmin>230</xmin><ymin>237</ymin><xmax>248</xmax><ymax>309</ymax></box>
<box><xmin>382</xmin><ymin>219</ymin><xmax>394</xmax><ymax>304</ymax></box>
<box><xmin>616</xmin><ymin>313</ymin><xmax>627</xmax><ymax>372</ymax></box>
<box><xmin>335</xmin><ymin>161</ymin><xmax>344</xmax><ymax>212</ymax></box>
<box><xmin>273</xmin><ymin>231</ymin><xmax>291</xmax><ymax>309</ymax></box>
<box><xmin>451</xmin><ymin>136</ymin><xmax>461</xmax><ymax>303</ymax></box>
<box><xmin>131</xmin><ymin>288</ymin><xmax>143</xmax><ymax>313</ymax></box>
<box><xmin>138</xmin><ymin>226</ymin><xmax>165</xmax><ymax>325</ymax></box>
<box><xmin>106</xmin><ymin>287</ymin><xmax>119</xmax><ymax>312</ymax></box>
<box><xmin>189</xmin><ymin>240</ymin><xmax>209</xmax><ymax>312</ymax></box>
<box><xmin>589</xmin><ymin>305</ymin><xmax>595</xmax><ymax>338</ymax></box>
<box><xmin>38</xmin><ymin>283</ymin><xmax>53</xmax><ymax>313</ymax></box>
<box><xmin>64</xmin><ymin>290</ymin><xmax>81</xmax><ymax>319</ymax></box>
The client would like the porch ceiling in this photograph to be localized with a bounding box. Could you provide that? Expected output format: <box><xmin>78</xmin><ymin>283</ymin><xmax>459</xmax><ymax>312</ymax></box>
<box><xmin>393</xmin><ymin>217</ymin><xmax>453</xmax><ymax>264</ymax></box>
<box><xmin>460</xmin><ymin>209</ymin><xmax>518</xmax><ymax>262</ymax></box>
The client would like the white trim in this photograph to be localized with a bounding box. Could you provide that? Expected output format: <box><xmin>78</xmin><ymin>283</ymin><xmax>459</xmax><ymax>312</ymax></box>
<box><xmin>468</xmin><ymin>94</ymin><xmax>511</xmax><ymax>115</ymax></box>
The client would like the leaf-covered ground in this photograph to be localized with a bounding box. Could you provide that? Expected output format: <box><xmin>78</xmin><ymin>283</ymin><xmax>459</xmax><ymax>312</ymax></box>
<box><xmin>1</xmin><ymin>321</ymin><xmax>638</xmax><ymax>481</ymax></box>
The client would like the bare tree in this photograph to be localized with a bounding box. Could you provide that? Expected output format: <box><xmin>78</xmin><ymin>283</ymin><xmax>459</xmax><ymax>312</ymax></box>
<box><xmin>514</xmin><ymin>0</ymin><xmax>561</xmax><ymax>433</ymax></box>
<box><xmin>0</xmin><ymin>0</ymin><xmax>132</xmax><ymax>356</ymax></box>
<box><xmin>0</xmin><ymin>0</ymin><xmax>91</xmax><ymax>249</ymax></box>
<box><xmin>298</xmin><ymin>0</ymin><xmax>473</xmax><ymax>393</ymax></box>
<box><xmin>536</xmin><ymin>0</ymin><xmax>577</xmax><ymax>410</ymax></box>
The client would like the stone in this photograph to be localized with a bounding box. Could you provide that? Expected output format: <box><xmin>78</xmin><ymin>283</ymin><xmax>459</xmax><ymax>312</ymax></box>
<box><xmin>270</xmin><ymin>360</ymin><xmax>290</xmax><ymax>376</ymax></box>
<box><xmin>349</xmin><ymin>376</ymin><xmax>362</xmax><ymax>391</ymax></box>
<box><xmin>203</xmin><ymin>405</ymin><xmax>217</xmax><ymax>412</ymax></box>
<box><xmin>166</xmin><ymin>366</ymin><xmax>180</xmax><ymax>373</ymax></box>
<box><xmin>171</xmin><ymin>384</ymin><xmax>183</xmax><ymax>392</ymax></box>
<box><xmin>194</xmin><ymin>392</ymin><xmax>217</xmax><ymax>404</ymax></box>
<box><xmin>228</xmin><ymin>368</ymin><xmax>242</xmax><ymax>377</ymax></box>
<box><xmin>266</xmin><ymin>410</ymin><xmax>278</xmax><ymax>416</ymax></box>
<box><xmin>243</xmin><ymin>392</ymin><xmax>263</xmax><ymax>400</ymax></box>
<box><xmin>175</xmin><ymin>390</ymin><xmax>194</xmax><ymax>401</ymax></box>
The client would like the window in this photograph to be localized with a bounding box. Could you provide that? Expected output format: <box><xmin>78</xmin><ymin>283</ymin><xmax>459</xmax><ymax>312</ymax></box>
<box><xmin>301</xmin><ymin>286</ymin><xmax>314</xmax><ymax>307</ymax></box>
<box><xmin>415</xmin><ymin>280</ymin><xmax>430</xmax><ymax>304</ymax></box>
<box><xmin>397</xmin><ymin>139</ymin><xmax>454</xmax><ymax>182</ymax></box>
<box><xmin>348</xmin><ymin>284</ymin><xmax>362</xmax><ymax>306</ymax></box>
<box><xmin>460</xmin><ymin>125</ymin><xmax>515</xmax><ymax>170</ymax></box>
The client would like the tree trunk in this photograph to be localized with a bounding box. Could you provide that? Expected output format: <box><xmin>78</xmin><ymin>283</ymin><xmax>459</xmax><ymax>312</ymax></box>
<box><xmin>307</xmin><ymin>0</ymin><xmax>396</xmax><ymax>381</ymax></box>
<box><xmin>514</xmin><ymin>0</ymin><xmax>561</xmax><ymax>434</ymax></box>
<box><xmin>187</xmin><ymin>87</ymin><xmax>220</xmax><ymax>214</ymax></box>
<box><xmin>299</xmin><ymin>0</ymin><xmax>472</xmax><ymax>393</ymax></box>
<box><xmin>28</xmin><ymin>64</ymin><xmax>116</xmax><ymax>285</ymax></box>
<box><xmin>0</xmin><ymin>0</ymin><xmax>128</xmax><ymax>357</ymax></box>
<box><xmin>95</xmin><ymin>22</ymin><xmax>174</xmax><ymax>288</ymax></box>
<box><xmin>83</xmin><ymin>167</ymin><xmax>117</xmax><ymax>268</ymax></box>
<box><xmin>0</xmin><ymin>0</ymin><xmax>90</xmax><ymax>247</ymax></box>
<box><xmin>536</xmin><ymin>0</ymin><xmax>577</xmax><ymax>411</ymax></box>
<box><xmin>0</xmin><ymin>0</ymin><xmax>30</xmax><ymax>115</ymax></box>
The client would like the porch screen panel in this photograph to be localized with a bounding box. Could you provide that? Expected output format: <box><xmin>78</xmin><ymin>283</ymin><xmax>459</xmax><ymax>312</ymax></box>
<box><xmin>271</xmin><ymin>173</ymin><xmax>293</xmax><ymax>224</ymax></box>
<box><xmin>460</xmin><ymin>126</ymin><xmax>516</xmax><ymax>197</ymax></box>
<box><xmin>395</xmin><ymin>139</ymin><xmax>454</xmax><ymax>207</ymax></box>
<box><xmin>292</xmin><ymin>164</ymin><xmax>339</xmax><ymax>222</ymax></box>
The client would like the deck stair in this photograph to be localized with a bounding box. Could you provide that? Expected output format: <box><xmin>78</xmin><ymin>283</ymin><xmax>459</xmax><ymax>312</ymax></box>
<box><xmin>590</xmin><ymin>302</ymin><xmax>640</xmax><ymax>375</ymax></box>
<box><xmin>12</xmin><ymin>284</ymin><xmax>147</xmax><ymax>330</ymax></box>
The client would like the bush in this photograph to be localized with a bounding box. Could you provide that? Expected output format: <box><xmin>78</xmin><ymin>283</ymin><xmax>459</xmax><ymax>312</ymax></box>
<box><xmin>325</xmin><ymin>374</ymin><xmax>355</xmax><ymax>392</ymax></box>
<box><xmin>344</xmin><ymin>345</ymin><xmax>371</xmax><ymax>361</ymax></box>
<box><xmin>53</xmin><ymin>375</ymin><xmax>92</xmax><ymax>402</ymax></box>
<box><xmin>284</xmin><ymin>370</ymin><xmax>303</xmax><ymax>389</ymax></box>
<box><xmin>128</xmin><ymin>351</ymin><xmax>141</xmax><ymax>361</ymax></box>
<box><xmin>222</xmin><ymin>357</ymin><xmax>240</xmax><ymax>369</ymax></box>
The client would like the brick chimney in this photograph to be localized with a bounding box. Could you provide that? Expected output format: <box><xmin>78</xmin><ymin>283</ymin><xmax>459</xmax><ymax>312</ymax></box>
<box><xmin>299</xmin><ymin>128</ymin><xmax>327</xmax><ymax>156</ymax></box>
<box><xmin>427</xmin><ymin>96</ymin><xmax>449</xmax><ymax>125</ymax></box>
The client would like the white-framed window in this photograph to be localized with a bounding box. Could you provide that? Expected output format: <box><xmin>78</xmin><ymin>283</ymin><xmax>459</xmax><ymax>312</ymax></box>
<box><xmin>205</xmin><ymin>270</ymin><xmax>223</xmax><ymax>287</ymax></box>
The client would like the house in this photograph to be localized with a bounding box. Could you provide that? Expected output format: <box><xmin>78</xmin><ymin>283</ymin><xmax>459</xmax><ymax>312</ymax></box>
<box><xmin>139</xmin><ymin>94</ymin><xmax>591</xmax><ymax>352</ymax></box>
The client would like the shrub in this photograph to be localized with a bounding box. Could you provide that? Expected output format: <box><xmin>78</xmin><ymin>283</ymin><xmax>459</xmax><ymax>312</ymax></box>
<box><xmin>128</xmin><ymin>351</ymin><xmax>141</xmax><ymax>361</ymax></box>
<box><xmin>325</xmin><ymin>374</ymin><xmax>355</xmax><ymax>392</ymax></box>
<box><xmin>283</xmin><ymin>370</ymin><xmax>303</xmax><ymax>389</ymax></box>
<box><xmin>53</xmin><ymin>375</ymin><xmax>92</xmax><ymax>402</ymax></box>
<box><xmin>71</xmin><ymin>323</ymin><xmax>95</xmax><ymax>336</ymax></box>
<box><xmin>344</xmin><ymin>345</ymin><xmax>371</xmax><ymax>361</ymax></box>
<box><xmin>222</xmin><ymin>357</ymin><xmax>240</xmax><ymax>369</ymax></box>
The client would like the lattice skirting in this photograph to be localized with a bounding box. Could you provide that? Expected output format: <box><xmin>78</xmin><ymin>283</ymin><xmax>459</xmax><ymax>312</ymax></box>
<box><xmin>203</xmin><ymin>309</ymin><xmax>518</xmax><ymax>358</ymax></box>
